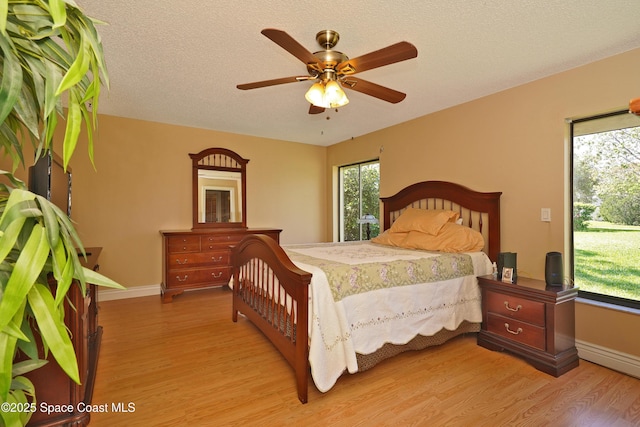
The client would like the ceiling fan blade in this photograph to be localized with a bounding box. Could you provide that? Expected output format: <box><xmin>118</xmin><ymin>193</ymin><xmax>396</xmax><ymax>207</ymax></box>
<box><xmin>261</xmin><ymin>28</ymin><xmax>320</xmax><ymax>66</ymax></box>
<box><xmin>341</xmin><ymin>77</ymin><xmax>407</xmax><ymax>104</ymax></box>
<box><xmin>309</xmin><ymin>104</ymin><xmax>325</xmax><ymax>114</ymax></box>
<box><xmin>237</xmin><ymin>76</ymin><xmax>304</xmax><ymax>90</ymax></box>
<box><xmin>337</xmin><ymin>41</ymin><xmax>417</xmax><ymax>75</ymax></box>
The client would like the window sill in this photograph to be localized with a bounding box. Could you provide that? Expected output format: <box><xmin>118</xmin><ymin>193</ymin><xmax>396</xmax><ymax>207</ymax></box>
<box><xmin>576</xmin><ymin>297</ymin><xmax>640</xmax><ymax>316</ymax></box>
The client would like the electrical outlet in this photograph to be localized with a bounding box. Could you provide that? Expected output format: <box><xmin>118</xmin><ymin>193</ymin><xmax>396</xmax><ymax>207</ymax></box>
<box><xmin>541</xmin><ymin>208</ymin><xmax>551</xmax><ymax>222</ymax></box>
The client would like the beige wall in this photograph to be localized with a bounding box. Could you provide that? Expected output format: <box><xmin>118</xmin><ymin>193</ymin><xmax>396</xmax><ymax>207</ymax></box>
<box><xmin>326</xmin><ymin>47</ymin><xmax>640</xmax><ymax>356</ymax></box>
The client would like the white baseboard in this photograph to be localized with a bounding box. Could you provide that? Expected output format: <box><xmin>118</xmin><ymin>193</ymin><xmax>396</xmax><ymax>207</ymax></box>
<box><xmin>576</xmin><ymin>339</ymin><xmax>640</xmax><ymax>379</ymax></box>
<box><xmin>98</xmin><ymin>284</ymin><xmax>161</xmax><ymax>301</ymax></box>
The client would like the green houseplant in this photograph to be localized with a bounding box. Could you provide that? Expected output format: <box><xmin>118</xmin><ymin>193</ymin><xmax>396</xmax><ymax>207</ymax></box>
<box><xmin>0</xmin><ymin>1</ymin><xmax>122</xmax><ymax>426</ymax></box>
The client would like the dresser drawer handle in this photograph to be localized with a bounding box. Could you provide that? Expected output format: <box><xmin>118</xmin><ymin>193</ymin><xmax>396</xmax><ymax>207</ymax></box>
<box><xmin>176</xmin><ymin>259</ymin><xmax>188</xmax><ymax>265</ymax></box>
<box><xmin>504</xmin><ymin>323</ymin><xmax>523</xmax><ymax>335</ymax></box>
<box><xmin>211</xmin><ymin>256</ymin><xmax>223</xmax><ymax>262</ymax></box>
<box><xmin>504</xmin><ymin>301</ymin><xmax>522</xmax><ymax>312</ymax></box>
<box><xmin>176</xmin><ymin>275</ymin><xmax>188</xmax><ymax>282</ymax></box>
<box><xmin>211</xmin><ymin>272</ymin><xmax>223</xmax><ymax>278</ymax></box>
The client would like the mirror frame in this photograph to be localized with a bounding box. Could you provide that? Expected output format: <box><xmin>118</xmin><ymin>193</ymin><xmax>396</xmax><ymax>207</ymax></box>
<box><xmin>190</xmin><ymin>147</ymin><xmax>249</xmax><ymax>229</ymax></box>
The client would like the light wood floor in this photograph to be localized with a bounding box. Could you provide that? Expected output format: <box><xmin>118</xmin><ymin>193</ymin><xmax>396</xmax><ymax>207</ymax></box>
<box><xmin>90</xmin><ymin>287</ymin><xmax>640</xmax><ymax>427</ymax></box>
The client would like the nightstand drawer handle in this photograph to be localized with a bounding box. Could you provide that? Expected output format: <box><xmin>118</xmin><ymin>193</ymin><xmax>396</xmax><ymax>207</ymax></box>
<box><xmin>211</xmin><ymin>272</ymin><xmax>223</xmax><ymax>278</ymax></box>
<box><xmin>176</xmin><ymin>275</ymin><xmax>188</xmax><ymax>282</ymax></box>
<box><xmin>504</xmin><ymin>323</ymin><xmax>523</xmax><ymax>335</ymax></box>
<box><xmin>176</xmin><ymin>258</ymin><xmax>188</xmax><ymax>265</ymax></box>
<box><xmin>504</xmin><ymin>301</ymin><xmax>522</xmax><ymax>312</ymax></box>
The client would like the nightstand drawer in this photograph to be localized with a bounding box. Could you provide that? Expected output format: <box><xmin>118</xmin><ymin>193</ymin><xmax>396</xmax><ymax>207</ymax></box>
<box><xmin>486</xmin><ymin>290</ymin><xmax>545</xmax><ymax>326</ymax></box>
<box><xmin>487</xmin><ymin>313</ymin><xmax>545</xmax><ymax>351</ymax></box>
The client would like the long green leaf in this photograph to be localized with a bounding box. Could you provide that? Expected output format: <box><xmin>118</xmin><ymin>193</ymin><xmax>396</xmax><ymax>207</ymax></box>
<box><xmin>27</xmin><ymin>283</ymin><xmax>79</xmax><ymax>384</ymax></box>
<box><xmin>0</xmin><ymin>331</ymin><xmax>18</xmax><ymax>401</ymax></box>
<box><xmin>0</xmin><ymin>121</ymin><xmax>25</xmax><ymax>171</ymax></box>
<box><xmin>1</xmin><ymin>320</ymin><xmax>28</xmax><ymax>342</ymax></box>
<box><xmin>0</xmin><ymin>207</ymin><xmax>27</xmax><ymax>264</ymax></box>
<box><xmin>0</xmin><ymin>189</ymin><xmax>37</xmax><ymax>263</ymax></box>
<box><xmin>0</xmin><ymin>300</ymin><xmax>25</xmax><ymax>401</ymax></box>
<box><xmin>16</xmin><ymin>316</ymin><xmax>38</xmax><ymax>360</ymax></box>
<box><xmin>0</xmin><ymin>0</ymin><xmax>8</xmax><ymax>35</ymax></box>
<box><xmin>47</xmin><ymin>0</ymin><xmax>67</xmax><ymax>29</ymax></box>
<box><xmin>62</xmin><ymin>90</ymin><xmax>82</xmax><ymax>169</ymax></box>
<box><xmin>13</xmin><ymin>83</ymin><xmax>40</xmax><ymax>139</ymax></box>
<box><xmin>0</xmin><ymin>390</ymin><xmax>23</xmax><ymax>427</ymax></box>
<box><xmin>34</xmin><ymin>194</ymin><xmax>60</xmax><ymax>249</ymax></box>
<box><xmin>81</xmin><ymin>267</ymin><xmax>125</xmax><ymax>290</ymax></box>
<box><xmin>0</xmin><ymin>34</ymin><xmax>22</xmax><ymax>125</ymax></box>
<box><xmin>43</xmin><ymin>58</ymin><xmax>63</xmax><ymax>121</ymax></box>
<box><xmin>55</xmin><ymin>34</ymin><xmax>89</xmax><ymax>96</ymax></box>
<box><xmin>11</xmin><ymin>360</ymin><xmax>48</xmax><ymax>377</ymax></box>
<box><xmin>0</xmin><ymin>223</ymin><xmax>49</xmax><ymax>330</ymax></box>
<box><xmin>52</xmin><ymin>241</ymin><xmax>75</xmax><ymax>307</ymax></box>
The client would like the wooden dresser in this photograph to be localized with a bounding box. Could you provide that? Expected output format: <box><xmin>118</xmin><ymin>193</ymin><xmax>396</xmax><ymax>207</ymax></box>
<box><xmin>160</xmin><ymin>229</ymin><xmax>281</xmax><ymax>303</ymax></box>
<box><xmin>477</xmin><ymin>275</ymin><xmax>579</xmax><ymax>377</ymax></box>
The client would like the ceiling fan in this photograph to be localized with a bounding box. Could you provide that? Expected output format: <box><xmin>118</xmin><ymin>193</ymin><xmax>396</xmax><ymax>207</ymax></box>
<box><xmin>237</xmin><ymin>29</ymin><xmax>418</xmax><ymax>114</ymax></box>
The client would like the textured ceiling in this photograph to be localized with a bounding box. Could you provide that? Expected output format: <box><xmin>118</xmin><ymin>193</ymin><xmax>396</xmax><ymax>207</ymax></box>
<box><xmin>80</xmin><ymin>0</ymin><xmax>640</xmax><ymax>146</ymax></box>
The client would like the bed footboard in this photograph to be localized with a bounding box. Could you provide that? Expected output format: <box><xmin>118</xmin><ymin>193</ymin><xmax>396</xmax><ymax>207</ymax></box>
<box><xmin>231</xmin><ymin>234</ymin><xmax>312</xmax><ymax>403</ymax></box>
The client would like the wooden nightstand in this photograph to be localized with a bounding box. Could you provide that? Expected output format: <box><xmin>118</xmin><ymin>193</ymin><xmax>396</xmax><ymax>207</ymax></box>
<box><xmin>477</xmin><ymin>275</ymin><xmax>579</xmax><ymax>376</ymax></box>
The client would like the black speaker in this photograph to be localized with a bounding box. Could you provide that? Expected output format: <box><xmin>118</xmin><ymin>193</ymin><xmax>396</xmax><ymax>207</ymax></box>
<box><xmin>497</xmin><ymin>252</ymin><xmax>517</xmax><ymax>281</ymax></box>
<box><xmin>545</xmin><ymin>252</ymin><xmax>564</xmax><ymax>286</ymax></box>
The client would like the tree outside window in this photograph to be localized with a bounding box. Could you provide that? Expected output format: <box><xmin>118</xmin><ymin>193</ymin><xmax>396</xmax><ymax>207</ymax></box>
<box><xmin>572</xmin><ymin>113</ymin><xmax>640</xmax><ymax>307</ymax></box>
<box><xmin>339</xmin><ymin>161</ymin><xmax>380</xmax><ymax>241</ymax></box>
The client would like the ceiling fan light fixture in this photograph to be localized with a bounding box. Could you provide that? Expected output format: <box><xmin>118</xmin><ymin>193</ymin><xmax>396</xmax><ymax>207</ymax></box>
<box><xmin>305</xmin><ymin>79</ymin><xmax>349</xmax><ymax>109</ymax></box>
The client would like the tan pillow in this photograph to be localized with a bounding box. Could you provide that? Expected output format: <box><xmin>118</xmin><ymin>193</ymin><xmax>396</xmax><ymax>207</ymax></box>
<box><xmin>400</xmin><ymin>223</ymin><xmax>485</xmax><ymax>252</ymax></box>
<box><xmin>371</xmin><ymin>230</ymin><xmax>408</xmax><ymax>247</ymax></box>
<box><xmin>389</xmin><ymin>208</ymin><xmax>460</xmax><ymax>235</ymax></box>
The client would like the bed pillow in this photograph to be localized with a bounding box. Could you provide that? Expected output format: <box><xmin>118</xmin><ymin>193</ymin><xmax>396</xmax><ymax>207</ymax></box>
<box><xmin>389</xmin><ymin>208</ymin><xmax>460</xmax><ymax>235</ymax></box>
<box><xmin>371</xmin><ymin>230</ymin><xmax>408</xmax><ymax>247</ymax></box>
<box><xmin>400</xmin><ymin>223</ymin><xmax>485</xmax><ymax>252</ymax></box>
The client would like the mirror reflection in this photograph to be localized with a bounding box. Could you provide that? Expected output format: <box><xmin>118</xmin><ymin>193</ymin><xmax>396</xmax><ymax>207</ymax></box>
<box><xmin>190</xmin><ymin>147</ymin><xmax>248</xmax><ymax>229</ymax></box>
<box><xmin>197</xmin><ymin>170</ymin><xmax>242</xmax><ymax>223</ymax></box>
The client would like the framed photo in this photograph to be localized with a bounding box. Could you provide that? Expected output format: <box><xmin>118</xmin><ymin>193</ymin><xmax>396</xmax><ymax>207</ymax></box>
<box><xmin>502</xmin><ymin>267</ymin><xmax>514</xmax><ymax>283</ymax></box>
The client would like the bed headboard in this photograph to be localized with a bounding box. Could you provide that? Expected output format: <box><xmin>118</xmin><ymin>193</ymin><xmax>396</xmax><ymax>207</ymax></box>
<box><xmin>380</xmin><ymin>181</ymin><xmax>502</xmax><ymax>262</ymax></box>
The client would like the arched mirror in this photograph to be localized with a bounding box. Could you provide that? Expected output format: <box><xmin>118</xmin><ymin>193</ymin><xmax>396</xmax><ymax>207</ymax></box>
<box><xmin>190</xmin><ymin>147</ymin><xmax>248</xmax><ymax>229</ymax></box>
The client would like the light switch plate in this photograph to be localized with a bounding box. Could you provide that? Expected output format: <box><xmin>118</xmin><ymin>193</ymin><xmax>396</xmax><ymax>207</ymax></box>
<box><xmin>541</xmin><ymin>208</ymin><xmax>551</xmax><ymax>222</ymax></box>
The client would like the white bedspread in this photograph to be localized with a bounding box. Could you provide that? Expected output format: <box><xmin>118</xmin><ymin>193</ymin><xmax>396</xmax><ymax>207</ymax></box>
<box><xmin>283</xmin><ymin>241</ymin><xmax>493</xmax><ymax>393</ymax></box>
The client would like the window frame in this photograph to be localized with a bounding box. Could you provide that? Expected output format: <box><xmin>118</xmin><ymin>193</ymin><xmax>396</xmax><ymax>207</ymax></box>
<box><xmin>338</xmin><ymin>159</ymin><xmax>380</xmax><ymax>242</ymax></box>
<box><xmin>569</xmin><ymin>109</ymin><xmax>640</xmax><ymax>310</ymax></box>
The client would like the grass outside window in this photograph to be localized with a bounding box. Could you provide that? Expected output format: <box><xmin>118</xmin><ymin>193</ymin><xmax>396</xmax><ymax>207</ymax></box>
<box><xmin>574</xmin><ymin>221</ymin><xmax>640</xmax><ymax>302</ymax></box>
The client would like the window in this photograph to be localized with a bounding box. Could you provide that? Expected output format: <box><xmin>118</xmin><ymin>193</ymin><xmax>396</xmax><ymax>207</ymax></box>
<box><xmin>571</xmin><ymin>110</ymin><xmax>640</xmax><ymax>309</ymax></box>
<box><xmin>339</xmin><ymin>160</ymin><xmax>380</xmax><ymax>241</ymax></box>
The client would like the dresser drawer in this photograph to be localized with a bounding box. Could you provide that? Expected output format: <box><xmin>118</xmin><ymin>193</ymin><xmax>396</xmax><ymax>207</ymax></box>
<box><xmin>167</xmin><ymin>235</ymin><xmax>201</xmax><ymax>253</ymax></box>
<box><xmin>166</xmin><ymin>267</ymin><xmax>230</xmax><ymax>287</ymax></box>
<box><xmin>201</xmin><ymin>234</ymin><xmax>244</xmax><ymax>245</ymax></box>
<box><xmin>486</xmin><ymin>290</ymin><xmax>545</xmax><ymax>326</ymax></box>
<box><xmin>166</xmin><ymin>251</ymin><xmax>230</xmax><ymax>270</ymax></box>
<box><xmin>487</xmin><ymin>313</ymin><xmax>546</xmax><ymax>351</ymax></box>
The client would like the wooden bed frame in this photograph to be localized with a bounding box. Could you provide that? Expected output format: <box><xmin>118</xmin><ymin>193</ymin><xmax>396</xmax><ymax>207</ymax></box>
<box><xmin>231</xmin><ymin>181</ymin><xmax>501</xmax><ymax>403</ymax></box>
